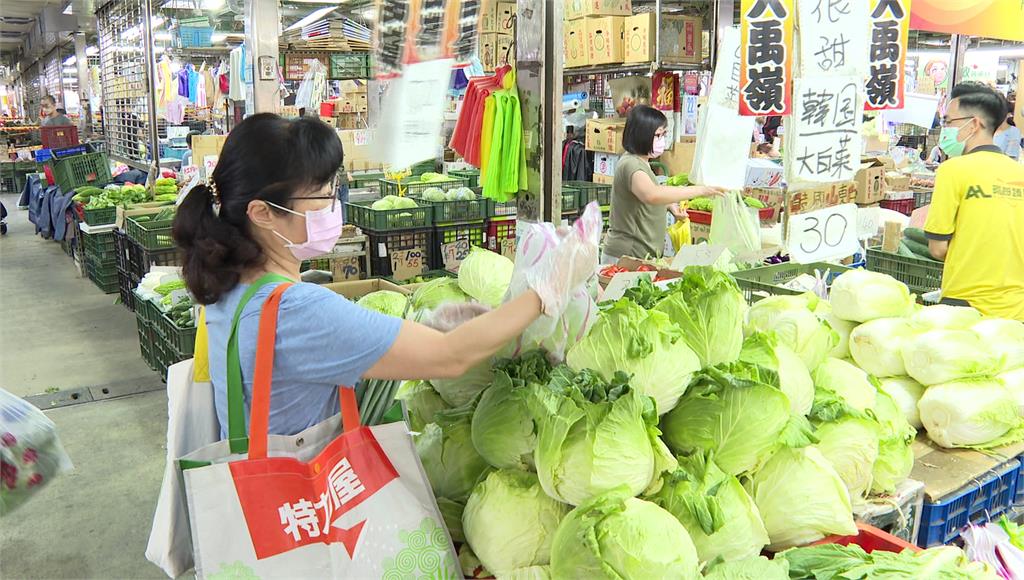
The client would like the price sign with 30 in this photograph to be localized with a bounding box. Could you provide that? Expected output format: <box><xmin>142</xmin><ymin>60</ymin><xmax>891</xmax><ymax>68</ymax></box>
<box><xmin>786</xmin><ymin>203</ymin><xmax>859</xmax><ymax>264</ymax></box>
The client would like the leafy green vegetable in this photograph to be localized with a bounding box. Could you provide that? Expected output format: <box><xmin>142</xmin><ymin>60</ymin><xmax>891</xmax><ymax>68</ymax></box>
<box><xmin>431</xmin><ymin>361</ymin><xmax>494</xmax><ymax>408</ymax></box>
<box><xmin>471</xmin><ymin>351</ymin><xmax>552</xmax><ymax>470</ymax></box>
<box><xmin>396</xmin><ymin>380</ymin><xmax>449</xmax><ymax>432</ymax></box>
<box><xmin>812</xmin><ymin>358</ymin><xmax>878</xmax><ymax>413</ymax></box>
<box><xmin>458</xmin><ymin>247</ymin><xmax>514</xmax><ymax>307</ymax></box>
<box><xmin>739</xmin><ymin>333</ymin><xmax>814</xmax><ymax>416</ymax></box>
<box><xmin>688</xmin><ymin>197</ymin><xmax>714</xmax><ymax>212</ymax></box>
<box><xmin>652</xmin><ymin>266</ymin><xmax>747</xmax><ymax>369</ymax></box>
<box><xmin>702</xmin><ymin>556</ymin><xmax>789</xmax><ymax>580</ymax></box>
<box><xmin>746</xmin><ymin>293</ymin><xmax>838</xmax><ymax>371</ymax></box>
<box><xmin>744</xmin><ymin>446</ymin><xmax>857</xmax><ymax>550</ymax></box>
<box><xmin>531</xmin><ymin>368</ymin><xmax>676</xmax><ymax>505</ymax></box>
<box><xmin>666</xmin><ymin>173</ymin><xmax>690</xmax><ymax>186</ymax></box>
<box><xmin>462</xmin><ymin>470</ymin><xmax>569</xmax><ymax>575</ymax></box>
<box><xmin>645</xmin><ymin>451</ymin><xmax>769</xmax><ymax>563</ymax></box>
<box><xmin>549</xmin><ymin>488</ymin><xmax>700</xmax><ymax>580</ymax></box>
<box><xmin>829</xmin><ymin>270</ymin><xmax>914</xmax><ymax>323</ymax></box>
<box><xmin>356</xmin><ymin>290</ymin><xmax>408</xmax><ymax>317</ymax></box>
<box><xmin>415</xmin><ymin>406</ymin><xmax>490</xmax><ymax>502</ymax></box>
<box><xmin>901</xmin><ymin>329</ymin><xmax>1005</xmax><ymax>386</ymax></box>
<box><xmin>410</xmin><ymin>277</ymin><xmax>471</xmax><ymax>312</ymax></box>
<box><xmin>779</xmin><ymin>542</ymin><xmax>998</xmax><ymax>580</ymax></box>
<box><xmin>877</xmin><ymin>376</ymin><xmax>925</xmax><ymax>429</ymax></box>
<box><xmin>567</xmin><ymin>299</ymin><xmax>700</xmax><ymax>415</ymax></box>
<box><xmin>813</xmin><ymin>417</ymin><xmax>880</xmax><ymax>504</ymax></box>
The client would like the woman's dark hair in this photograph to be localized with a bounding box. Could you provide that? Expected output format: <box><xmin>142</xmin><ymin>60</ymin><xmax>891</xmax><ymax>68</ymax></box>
<box><xmin>622</xmin><ymin>105</ymin><xmax>668</xmax><ymax>155</ymax></box>
<box><xmin>172</xmin><ymin>114</ymin><xmax>343</xmax><ymax>304</ymax></box>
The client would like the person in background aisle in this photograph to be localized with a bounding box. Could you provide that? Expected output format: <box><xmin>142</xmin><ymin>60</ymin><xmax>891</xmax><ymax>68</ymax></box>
<box><xmin>602</xmin><ymin>105</ymin><xmax>725</xmax><ymax>264</ymax></box>
<box><xmin>172</xmin><ymin>114</ymin><xmax>592</xmax><ymax>437</ymax></box>
<box><xmin>925</xmin><ymin>82</ymin><xmax>1024</xmax><ymax>320</ymax></box>
<box><xmin>39</xmin><ymin>95</ymin><xmax>72</xmax><ymax>127</ymax></box>
<box><xmin>181</xmin><ymin>131</ymin><xmax>199</xmax><ymax>167</ymax></box>
<box><xmin>994</xmin><ymin>96</ymin><xmax>1021</xmax><ymax>160</ymax></box>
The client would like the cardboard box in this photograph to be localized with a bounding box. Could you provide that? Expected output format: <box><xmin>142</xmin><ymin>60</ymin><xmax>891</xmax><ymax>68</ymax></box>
<box><xmin>911</xmin><ymin>434</ymin><xmax>1024</xmax><ymax>502</ymax></box>
<box><xmin>565</xmin><ymin>0</ymin><xmax>631</xmax><ymax>20</ymax></box>
<box><xmin>660</xmin><ymin>15</ymin><xmax>702</xmax><ymax>64</ymax></box>
<box><xmin>324</xmin><ymin>278</ymin><xmax>411</xmax><ymax>300</ymax></box>
<box><xmin>785</xmin><ymin>182</ymin><xmax>857</xmax><ymax>215</ymax></box>
<box><xmin>856</xmin><ymin>158</ymin><xmax>887</xmax><ymax>205</ymax></box>
<box><xmin>191</xmin><ymin>135</ymin><xmax>227</xmax><ymax>167</ymax></box>
<box><xmin>497</xmin><ymin>2</ymin><xmax>516</xmax><ymax>33</ymax></box>
<box><xmin>480</xmin><ymin>0</ymin><xmax>500</xmax><ymax>33</ymax></box>
<box><xmin>497</xmin><ymin>33</ymin><xmax>514</xmax><ymax>69</ymax></box>
<box><xmin>623</xmin><ymin>13</ymin><xmax>655</xmax><ymax>63</ymax></box>
<box><xmin>586</xmin><ymin>16</ymin><xmax>625</xmax><ymax>66</ymax></box>
<box><xmin>745</xmin><ymin>186</ymin><xmax>785</xmax><ymax>220</ymax></box>
<box><xmin>594</xmin><ymin>152</ymin><xmax>619</xmax><ymax>177</ymax></box>
<box><xmin>564</xmin><ymin>19</ymin><xmax>589</xmax><ymax>68</ymax></box>
<box><xmin>886</xmin><ymin>172</ymin><xmax>911</xmax><ymax>192</ymax></box>
<box><xmin>319</xmin><ymin>116</ymin><xmax>337</xmax><ymax>128</ymax></box>
<box><xmin>480</xmin><ymin>33</ymin><xmax>514</xmax><ymax>72</ymax></box>
<box><xmin>659</xmin><ymin>136</ymin><xmax>696</xmax><ymax>176</ymax></box>
<box><xmin>585</xmin><ymin>117</ymin><xmax>626</xmax><ymax>154</ymax></box>
<box><xmin>744</xmin><ymin>158</ymin><xmax>784</xmax><ymax>188</ymax></box>
<box><xmin>593</xmin><ymin>173</ymin><xmax>614</xmax><ymax>185</ymax></box>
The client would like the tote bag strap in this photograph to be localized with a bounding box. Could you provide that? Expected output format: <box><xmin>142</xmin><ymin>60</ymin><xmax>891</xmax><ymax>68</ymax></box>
<box><xmin>225</xmin><ymin>273</ymin><xmax>293</xmax><ymax>454</ymax></box>
<box><xmin>248</xmin><ymin>283</ymin><xmax>362</xmax><ymax>461</ymax></box>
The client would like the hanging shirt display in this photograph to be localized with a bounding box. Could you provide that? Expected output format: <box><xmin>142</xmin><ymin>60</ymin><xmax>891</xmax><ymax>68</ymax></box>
<box><xmin>187</xmin><ymin>65</ymin><xmax>200</xmax><ymax>104</ymax></box>
<box><xmin>158</xmin><ymin>57</ymin><xmax>175</xmax><ymax>109</ymax></box>
<box><xmin>228</xmin><ymin>47</ymin><xmax>244</xmax><ymax>101</ymax></box>
<box><xmin>195</xmin><ymin>72</ymin><xmax>208</xmax><ymax>108</ymax></box>
<box><xmin>178</xmin><ymin>66</ymin><xmax>190</xmax><ymax>98</ymax></box>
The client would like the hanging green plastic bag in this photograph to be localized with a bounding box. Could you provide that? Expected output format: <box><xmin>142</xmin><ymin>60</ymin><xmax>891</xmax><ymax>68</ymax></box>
<box><xmin>710</xmin><ymin>191</ymin><xmax>760</xmax><ymax>255</ymax></box>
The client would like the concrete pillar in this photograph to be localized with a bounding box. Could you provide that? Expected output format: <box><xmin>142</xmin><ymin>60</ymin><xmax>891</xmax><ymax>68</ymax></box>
<box><xmin>949</xmin><ymin>34</ymin><xmax>969</xmax><ymax>88</ymax></box>
<box><xmin>246</xmin><ymin>0</ymin><xmax>280</xmax><ymax>114</ymax></box>
<box><xmin>74</xmin><ymin>32</ymin><xmax>91</xmax><ymax>135</ymax></box>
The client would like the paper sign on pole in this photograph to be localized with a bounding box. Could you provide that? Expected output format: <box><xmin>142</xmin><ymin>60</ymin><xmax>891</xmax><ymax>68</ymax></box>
<box><xmin>786</xmin><ymin>202</ymin><xmax>860</xmax><ymax>263</ymax></box>
<box><xmin>784</xmin><ymin>75</ymin><xmax>864</xmax><ymax>185</ymax></box>
<box><xmin>866</xmin><ymin>0</ymin><xmax>911</xmax><ymax>110</ymax></box>
<box><xmin>796</xmin><ymin>0</ymin><xmax>869</xmax><ymax>79</ymax></box>
<box><xmin>372</xmin><ymin>59</ymin><xmax>454</xmax><ymax>170</ymax></box>
<box><xmin>738</xmin><ymin>0</ymin><xmax>795</xmax><ymax>116</ymax></box>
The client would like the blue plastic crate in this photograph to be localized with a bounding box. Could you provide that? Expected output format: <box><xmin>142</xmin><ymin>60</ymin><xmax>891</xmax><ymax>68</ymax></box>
<box><xmin>34</xmin><ymin>148</ymin><xmax>52</xmax><ymax>162</ymax></box>
<box><xmin>1015</xmin><ymin>459</ymin><xmax>1024</xmax><ymax>507</ymax></box>
<box><xmin>52</xmin><ymin>144</ymin><xmax>88</xmax><ymax>159</ymax></box>
<box><xmin>178</xmin><ymin>26</ymin><xmax>213</xmax><ymax>48</ymax></box>
<box><xmin>917</xmin><ymin>458</ymin><xmax>1020</xmax><ymax>547</ymax></box>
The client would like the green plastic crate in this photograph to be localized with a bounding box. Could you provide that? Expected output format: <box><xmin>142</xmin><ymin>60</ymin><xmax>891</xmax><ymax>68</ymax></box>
<box><xmin>432</xmin><ymin>221</ymin><xmax>486</xmax><ymax>267</ymax></box>
<box><xmin>48</xmin><ymin>152</ymin><xmax>112</xmax><ymax>193</ymax></box>
<box><xmin>866</xmin><ymin>247</ymin><xmax>943</xmax><ymax>295</ymax></box>
<box><xmin>136</xmin><ymin>317</ymin><xmax>160</xmax><ymax>372</ymax></box>
<box><xmin>417</xmin><ymin>197</ymin><xmax>488</xmax><ymax>223</ymax></box>
<box><xmin>731</xmin><ymin>262</ymin><xmax>854</xmax><ymax>303</ymax></box>
<box><xmin>351</xmin><ymin>172</ymin><xmax>386</xmax><ymax>189</ymax></box>
<box><xmin>155</xmin><ymin>311</ymin><xmax>197</xmax><ymax>356</ymax></box>
<box><xmin>379</xmin><ymin>176</ymin><xmax>469</xmax><ymax>199</ymax></box>
<box><xmin>81</xmin><ymin>230</ymin><xmax>118</xmax><ymax>263</ymax></box>
<box><xmin>560</xmin><ymin>185</ymin><xmax>581</xmax><ymax>214</ymax></box>
<box><xmin>487</xmin><ymin>198</ymin><xmax>517</xmax><ymax>217</ymax></box>
<box><xmin>134</xmin><ymin>292</ymin><xmax>163</xmax><ymax>327</ymax></box>
<box><xmin>410</xmin><ymin>160</ymin><xmax>437</xmax><ymax>176</ymax></box>
<box><xmin>448</xmin><ymin>169</ymin><xmax>481</xmax><ymax>188</ymax></box>
<box><xmin>383</xmin><ymin>270</ymin><xmax>455</xmax><ymax>285</ymax></box>
<box><xmin>87</xmin><ymin>259</ymin><xmax>119</xmax><ymax>294</ymax></box>
<box><xmin>913</xmin><ymin>188</ymin><xmax>932</xmax><ymax>208</ymax></box>
<box><xmin>125</xmin><ymin>216</ymin><xmax>176</xmax><ymax>251</ymax></box>
<box><xmin>328</xmin><ymin>53</ymin><xmax>371</xmax><ymax>80</ymax></box>
<box><xmin>82</xmin><ymin>205</ymin><xmax>116</xmax><ymax>226</ymax></box>
<box><xmin>565</xmin><ymin>181</ymin><xmax>612</xmax><ymax>207</ymax></box>
<box><xmin>346</xmin><ymin>200</ymin><xmax>434</xmax><ymax>231</ymax></box>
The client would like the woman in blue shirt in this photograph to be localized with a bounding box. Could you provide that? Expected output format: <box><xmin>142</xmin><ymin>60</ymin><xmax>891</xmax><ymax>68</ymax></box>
<box><xmin>172</xmin><ymin>114</ymin><xmax>583</xmax><ymax>437</ymax></box>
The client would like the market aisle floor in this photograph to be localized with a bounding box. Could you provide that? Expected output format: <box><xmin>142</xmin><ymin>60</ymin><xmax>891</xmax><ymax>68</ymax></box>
<box><xmin>1</xmin><ymin>193</ymin><xmax>168</xmax><ymax>578</ymax></box>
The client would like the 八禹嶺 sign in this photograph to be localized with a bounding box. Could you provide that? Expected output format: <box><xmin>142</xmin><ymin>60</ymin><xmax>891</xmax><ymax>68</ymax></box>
<box><xmin>866</xmin><ymin>0</ymin><xmax>911</xmax><ymax>110</ymax></box>
<box><xmin>739</xmin><ymin>0</ymin><xmax>795</xmax><ymax>116</ymax></box>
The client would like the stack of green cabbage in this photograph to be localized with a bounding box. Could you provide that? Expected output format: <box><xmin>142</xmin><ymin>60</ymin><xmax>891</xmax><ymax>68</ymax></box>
<box><xmin>828</xmin><ymin>270</ymin><xmax>1024</xmax><ymax>450</ymax></box>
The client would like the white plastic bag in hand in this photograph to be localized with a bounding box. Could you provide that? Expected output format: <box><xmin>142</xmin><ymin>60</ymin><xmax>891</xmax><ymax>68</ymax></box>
<box><xmin>710</xmin><ymin>191</ymin><xmax>760</xmax><ymax>255</ymax></box>
<box><xmin>505</xmin><ymin>201</ymin><xmax>602</xmax><ymax>360</ymax></box>
<box><xmin>0</xmin><ymin>388</ymin><xmax>73</xmax><ymax>516</ymax></box>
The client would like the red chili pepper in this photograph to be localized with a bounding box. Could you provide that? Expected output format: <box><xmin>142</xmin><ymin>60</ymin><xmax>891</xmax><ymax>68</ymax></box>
<box><xmin>636</xmin><ymin>264</ymin><xmax>657</xmax><ymax>272</ymax></box>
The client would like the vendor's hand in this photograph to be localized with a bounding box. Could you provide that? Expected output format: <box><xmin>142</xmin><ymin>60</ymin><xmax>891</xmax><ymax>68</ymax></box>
<box><xmin>667</xmin><ymin>203</ymin><xmax>687</xmax><ymax>221</ymax></box>
<box><xmin>689</xmin><ymin>185</ymin><xmax>727</xmax><ymax>198</ymax></box>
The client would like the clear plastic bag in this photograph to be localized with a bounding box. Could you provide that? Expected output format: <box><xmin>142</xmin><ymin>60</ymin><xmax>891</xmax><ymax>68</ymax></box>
<box><xmin>0</xmin><ymin>388</ymin><xmax>73</xmax><ymax>516</ymax></box>
<box><xmin>710</xmin><ymin>190</ymin><xmax>761</xmax><ymax>255</ymax></box>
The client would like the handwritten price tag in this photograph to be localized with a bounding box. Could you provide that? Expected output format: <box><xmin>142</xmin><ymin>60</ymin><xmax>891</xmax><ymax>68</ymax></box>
<box><xmin>332</xmin><ymin>255</ymin><xmax>362</xmax><ymax>281</ymax></box>
<box><xmin>440</xmin><ymin>239</ymin><xmax>472</xmax><ymax>270</ymax></box>
<box><xmin>390</xmin><ymin>248</ymin><xmax>425</xmax><ymax>281</ymax></box>
<box><xmin>499</xmin><ymin>238</ymin><xmax>516</xmax><ymax>260</ymax></box>
<box><xmin>353</xmin><ymin>130</ymin><xmax>369</xmax><ymax>146</ymax></box>
<box><xmin>786</xmin><ymin>203</ymin><xmax>859</xmax><ymax>264</ymax></box>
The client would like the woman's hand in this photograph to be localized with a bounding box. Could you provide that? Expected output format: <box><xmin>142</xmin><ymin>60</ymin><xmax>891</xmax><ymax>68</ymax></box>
<box><xmin>667</xmin><ymin>203</ymin><xmax>687</xmax><ymax>221</ymax></box>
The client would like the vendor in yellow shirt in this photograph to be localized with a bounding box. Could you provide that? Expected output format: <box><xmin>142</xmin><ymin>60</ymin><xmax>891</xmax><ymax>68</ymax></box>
<box><xmin>925</xmin><ymin>83</ymin><xmax>1024</xmax><ymax>320</ymax></box>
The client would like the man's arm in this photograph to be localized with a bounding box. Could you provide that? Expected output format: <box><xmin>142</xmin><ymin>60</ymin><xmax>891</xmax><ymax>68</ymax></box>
<box><xmin>923</xmin><ymin>164</ymin><xmax>960</xmax><ymax>262</ymax></box>
<box><xmin>928</xmin><ymin>238</ymin><xmax>949</xmax><ymax>261</ymax></box>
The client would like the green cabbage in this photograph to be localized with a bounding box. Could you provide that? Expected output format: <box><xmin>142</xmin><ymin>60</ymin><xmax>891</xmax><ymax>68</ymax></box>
<box><xmin>974</xmin><ymin>318</ymin><xmax>1024</xmax><ymax>371</ymax></box>
<box><xmin>901</xmin><ymin>329</ymin><xmax>1005</xmax><ymax>386</ymax></box>
<box><xmin>496</xmin><ymin>566</ymin><xmax>551</xmax><ymax>580</ymax></box>
<box><xmin>421</xmin><ymin>186</ymin><xmax>448</xmax><ymax>202</ymax></box>
<box><xmin>356</xmin><ymin>290</ymin><xmax>408</xmax><ymax>317</ymax></box>
<box><xmin>911</xmin><ymin>305</ymin><xmax>983</xmax><ymax>330</ymax></box>
<box><xmin>463</xmin><ymin>470</ymin><xmax>569</xmax><ymax>575</ymax></box>
<box><xmin>396</xmin><ymin>380</ymin><xmax>450</xmax><ymax>432</ymax></box>
<box><xmin>849</xmin><ymin>317</ymin><xmax>919</xmax><ymax>378</ymax></box>
<box><xmin>370</xmin><ymin>194</ymin><xmax>419</xmax><ymax>210</ymax></box>
<box><xmin>812</xmin><ymin>358</ymin><xmax>878</xmax><ymax>413</ymax></box>
<box><xmin>651</xmin><ymin>266</ymin><xmax>747</xmax><ymax>368</ymax></box>
<box><xmin>745</xmin><ymin>446</ymin><xmax>857</xmax><ymax>550</ymax></box>
<box><xmin>739</xmin><ymin>333</ymin><xmax>814</xmax><ymax>416</ymax></box>
<box><xmin>415</xmin><ymin>406</ymin><xmax>490</xmax><ymax>502</ymax></box>
<box><xmin>471</xmin><ymin>351</ymin><xmax>552</xmax><ymax>470</ymax></box>
<box><xmin>813</xmin><ymin>417</ymin><xmax>879</xmax><ymax>505</ymax></box>
<box><xmin>829</xmin><ymin>270</ymin><xmax>914</xmax><ymax>323</ymax></box>
<box><xmin>661</xmin><ymin>364</ymin><xmax>814</xmax><ymax>477</ymax></box>
<box><xmin>437</xmin><ymin>497</ymin><xmax>467</xmax><ymax>542</ymax></box>
<box><xmin>410</xmin><ymin>277</ymin><xmax>471</xmax><ymax>311</ymax></box>
<box><xmin>531</xmin><ymin>368</ymin><xmax>676</xmax><ymax>505</ymax></box>
<box><xmin>459</xmin><ymin>247</ymin><xmax>514</xmax><ymax>307</ymax></box>
<box><xmin>745</xmin><ymin>294</ymin><xmax>838</xmax><ymax>370</ymax></box>
<box><xmin>780</xmin><ymin>542</ymin><xmax>997</xmax><ymax>579</ymax></box>
<box><xmin>702</xmin><ymin>556</ymin><xmax>790</xmax><ymax>580</ymax></box>
<box><xmin>823</xmin><ymin>311</ymin><xmax>857</xmax><ymax>359</ymax></box>
<box><xmin>549</xmin><ymin>489</ymin><xmax>700</xmax><ymax>580</ymax></box>
<box><xmin>567</xmin><ymin>299</ymin><xmax>700</xmax><ymax>415</ymax></box>
<box><xmin>918</xmin><ymin>378</ymin><xmax>1024</xmax><ymax>448</ymax></box>
<box><xmin>430</xmin><ymin>361</ymin><xmax>494</xmax><ymax>408</ymax></box>
<box><xmin>877</xmin><ymin>376</ymin><xmax>925</xmax><ymax>429</ymax></box>
<box><xmin>645</xmin><ymin>452</ymin><xmax>769</xmax><ymax>562</ymax></box>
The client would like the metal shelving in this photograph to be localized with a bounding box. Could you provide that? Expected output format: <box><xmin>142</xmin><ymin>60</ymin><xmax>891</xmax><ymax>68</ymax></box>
<box><xmin>564</xmin><ymin>61</ymin><xmax>702</xmax><ymax>77</ymax></box>
<box><xmin>97</xmin><ymin>0</ymin><xmax>154</xmax><ymax>167</ymax></box>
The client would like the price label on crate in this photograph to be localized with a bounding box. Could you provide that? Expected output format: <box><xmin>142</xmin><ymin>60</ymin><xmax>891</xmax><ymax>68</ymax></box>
<box><xmin>390</xmin><ymin>248</ymin><xmax>425</xmax><ymax>281</ymax></box>
<box><xmin>440</xmin><ymin>239</ymin><xmax>472</xmax><ymax>270</ymax></box>
<box><xmin>333</xmin><ymin>255</ymin><xmax>362</xmax><ymax>281</ymax></box>
<box><xmin>786</xmin><ymin>203</ymin><xmax>859</xmax><ymax>264</ymax></box>
<box><xmin>353</xmin><ymin>130</ymin><xmax>370</xmax><ymax>147</ymax></box>
<box><xmin>500</xmin><ymin>238</ymin><xmax>516</xmax><ymax>260</ymax></box>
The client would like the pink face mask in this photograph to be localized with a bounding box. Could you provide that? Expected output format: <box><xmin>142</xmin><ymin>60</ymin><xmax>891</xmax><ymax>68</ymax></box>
<box><xmin>267</xmin><ymin>200</ymin><xmax>344</xmax><ymax>260</ymax></box>
<box><xmin>652</xmin><ymin>135</ymin><xmax>667</xmax><ymax>157</ymax></box>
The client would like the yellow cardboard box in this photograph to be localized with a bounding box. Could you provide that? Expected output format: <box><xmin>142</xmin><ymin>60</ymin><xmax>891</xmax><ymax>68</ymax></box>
<box><xmin>585</xmin><ymin>118</ymin><xmax>626</xmax><ymax>154</ymax></box>
<box><xmin>624</xmin><ymin>13</ymin><xmax>655</xmax><ymax>63</ymax></box>
<box><xmin>564</xmin><ymin>19</ymin><xmax>589</xmax><ymax>68</ymax></box>
<box><xmin>497</xmin><ymin>2</ymin><xmax>516</xmax><ymax>33</ymax></box>
<box><xmin>480</xmin><ymin>33</ymin><xmax>514</xmax><ymax>72</ymax></box>
<box><xmin>856</xmin><ymin>158</ymin><xmax>887</xmax><ymax>205</ymax></box>
<box><xmin>191</xmin><ymin>135</ymin><xmax>227</xmax><ymax>166</ymax></box>
<box><xmin>660</xmin><ymin>15</ymin><xmax>703</xmax><ymax>64</ymax></box>
<box><xmin>586</xmin><ymin>16</ymin><xmax>625</xmax><ymax>66</ymax></box>
<box><xmin>480</xmin><ymin>0</ymin><xmax>500</xmax><ymax>33</ymax></box>
<box><xmin>324</xmin><ymin>279</ymin><xmax>411</xmax><ymax>300</ymax></box>
<box><xmin>565</xmin><ymin>0</ymin><xmax>631</xmax><ymax>20</ymax></box>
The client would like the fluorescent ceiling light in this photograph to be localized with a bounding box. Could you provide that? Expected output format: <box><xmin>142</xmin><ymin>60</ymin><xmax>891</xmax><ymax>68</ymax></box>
<box><xmin>86</xmin><ymin>46</ymin><xmax>98</xmax><ymax>56</ymax></box>
<box><xmin>285</xmin><ymin>6</ymin><xmax>338</xmax><ymax>31</ymax></box>
<box><xmin>204</xmin><ymin>0</ymin><xmax>225</xmax><ymax>8</ymax></box>
<box><xmin>62</xmin><ymin>2</ymin><xmax>73</xmax><ymax>14</ymax></box>
<box><xmin>211</xmin><ymin>33</ymin><xmax>227</xmax><ymax>42</ymax></box>
<box><xmin>154</xmin><ymin>32</ymin><xmax>172</xmax><ymax>41</ymax></box>
<box><xmin>63</xmin><ymin>55</ymin><xmax>76</xmax><ymax>66</ymax></box>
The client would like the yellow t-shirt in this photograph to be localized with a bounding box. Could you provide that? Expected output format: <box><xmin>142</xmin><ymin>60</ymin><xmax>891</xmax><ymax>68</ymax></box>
<box><xmin>924</xmin><ymin>145</ymin><xmax>1024</xmax><ymax>320</ymax></box>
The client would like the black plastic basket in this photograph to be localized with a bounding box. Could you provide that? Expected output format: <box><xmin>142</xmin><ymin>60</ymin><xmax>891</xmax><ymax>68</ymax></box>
<box><xmin>433</xmin><ymin>221</ymin><xmax>486</xmax><ymax>267</ymax></box>
<box><xmin>118</xmin><ymin>267</ymin><xmax>139</xmax><ymax>312</ymax></box>
<box><xmin>367</xmin><ymin>228</ymin><xmax>436</xmax><ymax>279</ymax></box>
<box><xmin>124</xmin><ymin>235</ymin><xmax>184</xmax><ymax>281</ymax></box>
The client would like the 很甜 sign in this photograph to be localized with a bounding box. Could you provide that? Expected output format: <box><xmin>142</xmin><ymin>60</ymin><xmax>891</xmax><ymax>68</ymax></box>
<box><xmin>796</xmin><ymin>0</ymin><xmax>869</xmax><ymax>79</ymax></box>
<box><xmin>866</xmin><ymin>0</ymin><xmax>911</xmax><ymax>110</ymax></box>
<box><xmin>739</xmin><ymin>0</ymin><xmax>795</xmax><ymax>116</ymax></box>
